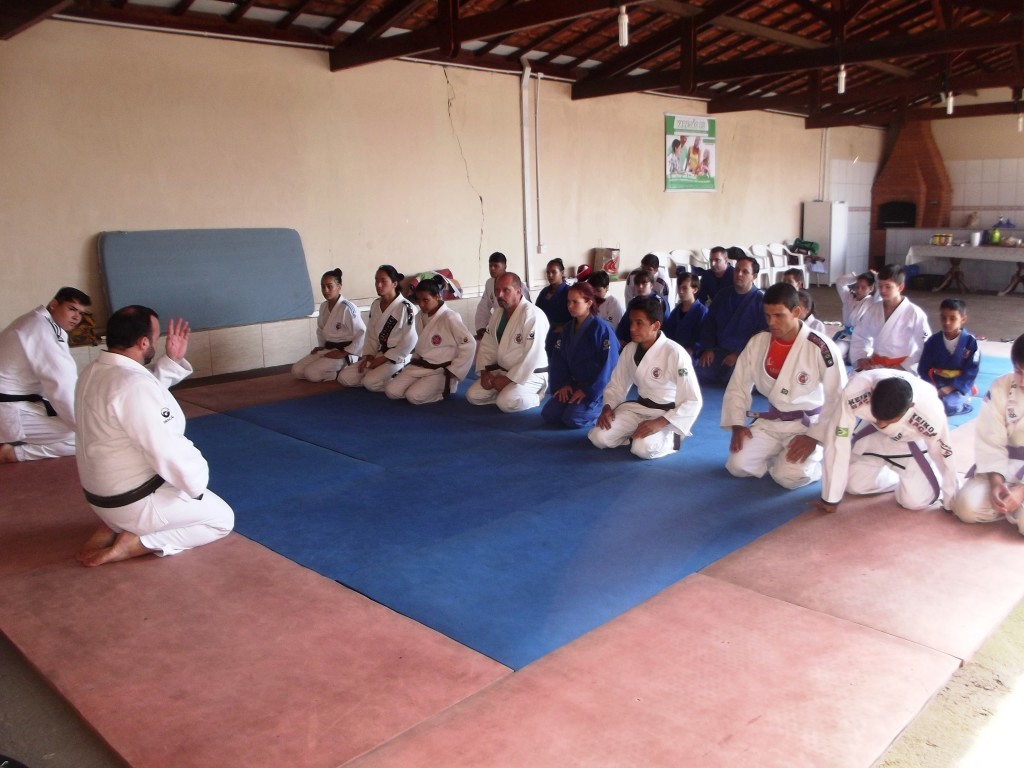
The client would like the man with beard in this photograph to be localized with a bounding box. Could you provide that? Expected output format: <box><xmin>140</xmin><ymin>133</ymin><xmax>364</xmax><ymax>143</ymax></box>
<box><xmin>74</xmin><ymin>305</ymin><xmax>234</xmax><ymax>566</ymax></box>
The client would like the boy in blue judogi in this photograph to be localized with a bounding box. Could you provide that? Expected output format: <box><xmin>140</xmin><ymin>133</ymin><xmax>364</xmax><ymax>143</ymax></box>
<box><xmin>917</xmin><ymin>297</ymin><xmax>980</xmax><ymax>416</ymax></box>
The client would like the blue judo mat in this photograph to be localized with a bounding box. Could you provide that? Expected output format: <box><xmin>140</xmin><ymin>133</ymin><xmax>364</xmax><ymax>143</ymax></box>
<box><xmin>185</xmin><ymin>355</ymin><xmax>1011</xmax><ymax>668</ymax></box>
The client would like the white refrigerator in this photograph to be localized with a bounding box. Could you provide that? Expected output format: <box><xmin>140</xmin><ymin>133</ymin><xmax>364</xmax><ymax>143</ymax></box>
<box><xmin>802</xmin><ymin>201</ymin><xmax>848</xmax><ymax>286</ymax></box>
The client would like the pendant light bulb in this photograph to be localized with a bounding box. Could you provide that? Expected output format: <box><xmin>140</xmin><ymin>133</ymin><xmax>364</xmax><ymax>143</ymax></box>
<box><xmin>618</xmin><ymin>5</ymin><xmax>629</xmax><ymax>48</ymax></box>
<box><xmin>837</xmin><ymin>64</ymin><xmax>846</xmax><ymax>95</ymax></box>
<box><xmin>946</xmin><ymin>92</ymin><xmax>955</xmax><ymax>115</ymax></box>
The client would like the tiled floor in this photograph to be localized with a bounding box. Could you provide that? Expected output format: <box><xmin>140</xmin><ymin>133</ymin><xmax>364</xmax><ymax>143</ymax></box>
<box><xmin>2</xmin><ymin>293</ymin><xmax>1023</xmax><ymax>767</ymax></box>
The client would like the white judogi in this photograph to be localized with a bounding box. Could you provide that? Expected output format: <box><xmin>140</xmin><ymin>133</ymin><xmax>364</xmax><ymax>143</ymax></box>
<box><xmin>850</xmin><ymin>298</ymin><xmax>930</xmax><ymax>372</ymax></box>
<box><xmin>75</xmin><ymin>352</ymin><xmax>234</xmax><ymax>556</ymax></box>
<box><xmin>292</xmin><ymin>297</ymin><xmax>366</xmax><ymax>382</ymax></box>
<box><xmin>836</xmin><ymin>271</ymin><xmax>880</xmax><ymax>329</ymax></box>
<box><xmin>385</xmin><ymin>303</ymin><xmax>475</xmax><ymax>405</ymax></box>
<box><xmin>597</xmin><ymin>295</ymin><xmax>624</xmax><ymax>329</ymax></box>
<box><xmin>722</xmin><ymin>325</ymin><xmax>847</xmax><ymax>488</ymax></box>
<box><xmin>467</xmin><ymin>299</ymin><xmax>549</xmax><ymax>412</ymax></box>
<box><xmin>0</xmin><ymin>306</ymin><xmax>78</xmax><ymax>460</ymax></box>
<box><xmin>804</xmin><ymin>314</ymin><xmax>827</xmax><ymax>337</ymax></box>
<box><xmin>822</xmin><ymin>369</ymin><xmax>958</xmax><ymax>510</ymax></box>
<box><xmin>953</xmin><ymin>372</ymin><xmax>1024</xmax><ymax>535</ymax></box>
<box><xmin>474</xmin><ymin>276</ymin><xmax>530</xmax><ymax>333</ymax></box>
<box><xmin>339</xmin><ymin>296</ymin><xmax>418</xmax><ymax>391</ymax></box>
<box><xmin>589</xmin><ymin>332</ymin><xmax>702</xmax><ymax>459</ymax></box>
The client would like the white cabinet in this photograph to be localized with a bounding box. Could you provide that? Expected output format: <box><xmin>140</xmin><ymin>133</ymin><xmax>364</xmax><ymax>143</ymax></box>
<box><xmin>802</xmin><ymin>201</ymin><xmax>848</xmax><ymax>286</ymax></box>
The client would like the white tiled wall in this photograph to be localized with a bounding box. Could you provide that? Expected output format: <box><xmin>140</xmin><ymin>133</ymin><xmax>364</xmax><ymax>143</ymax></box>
<box><xmin>829</xmin><ymin>158</ymin><xmax>878</xmax><ymax>275</ymax></box>
<box><xmin>946</xmin><ymin>158</ymin><xmax>1024</xmax><ymax>228</ymax></box>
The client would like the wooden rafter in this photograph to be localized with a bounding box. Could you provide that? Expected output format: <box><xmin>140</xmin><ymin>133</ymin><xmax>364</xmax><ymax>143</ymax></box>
<box><xmin>1</xmin><ymin>0</ymin><xmax>72</xmax><ymax>39</ymax></box>
<box><xmin>330</xmin><ymin>0</ymin><xmax>622</xmax><ymax>71</ymax></box>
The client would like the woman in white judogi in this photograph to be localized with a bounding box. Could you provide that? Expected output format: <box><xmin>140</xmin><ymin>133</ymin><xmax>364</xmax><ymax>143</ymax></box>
<box><xmin>292</xmin><ymin>269</ymin><xmax>366</xmax><ymax>382</ymax></box>
<box><xmin>589</xmin><ymin>296</ymin><xmax>702</xmax><ymax>460</ymax></box>
<box><xmin>385</xmin><ymin>276</ymin><xmax>474</xmax><ymax>405</ymax></box>
<box><xmin>339</xmin><ymin>265</ymin><xmax>417</xmax><ymax>391</ymax></box>
<box><xmin>953</xmin><ymin>336</ymin><xmax>1024</xmax><ymax>534</ymax></box>
<box><xmin>723</xmin><ymin>286</ymin><xmax>847</xmax><ymax>489</ymax></box>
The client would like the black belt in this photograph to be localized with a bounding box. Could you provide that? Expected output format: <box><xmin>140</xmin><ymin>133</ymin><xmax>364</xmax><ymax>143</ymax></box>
<box><xmin>411</xmin><ymin>358</ymin><xmax>452</xmax><ymax>370</ymax></box>
<box><xmin>84</xmin><ymin>475</ymin><xmax>166</xmax><ymax>509</ymax></box>
<box><xmin>636</xmin><ymin>396</ymin><xmax>673</xmax><ymax>411</ymax></box>
<box><xmin>411</xmin><ymin>358</ymin><xmax>456</xmax><ymax>397</ymax></box>
<box><xmin>0</xmin><ymin>392</ymin><xmax>57</xmax><ymax>417</ymax></box>
<box><xmin>323</xmin><ymin>341</ymin><xmax>352</xmax><ymax>351</ymax></box>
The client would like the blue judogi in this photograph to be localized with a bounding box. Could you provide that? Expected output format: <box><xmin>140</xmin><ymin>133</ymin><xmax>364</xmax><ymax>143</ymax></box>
<box><xmin>542</xmin><ymin>314</ymin><xmax>619</xmax><ymax>428</ymax></box>
<box><xmin>615</xmin><ymin>293</ymin><xmax>671</xmax><ymax>347</ymax></box>
<box><xmin>536</xmin><ymin>282</ymin><xmax>572</xmax><ymax>359</ymax></box>
<box><xmin>663</xmin><ymin>301</ymin><xmax>708</xmax><ymax>356</ymax></box>
<box><xmin>696</xmin><ymin>265</ymin><xmax>734</xmax><ymax>305</ymax></box>
<box><xmin>696</xmin><ymin>286</ymin><xmax>767</xmax><ymax>387</ymax></box>
<box><xmin>917</xmin><ymin>329</ymin><xmax>981</xmax><ymax>415</ymax></box>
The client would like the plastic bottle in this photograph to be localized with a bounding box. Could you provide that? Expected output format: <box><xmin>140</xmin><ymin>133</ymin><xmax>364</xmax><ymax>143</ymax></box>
<box><xmin>992</xmin><ymin>227</ymin><xmax>1002</xmax><ymax>245</ymax></box>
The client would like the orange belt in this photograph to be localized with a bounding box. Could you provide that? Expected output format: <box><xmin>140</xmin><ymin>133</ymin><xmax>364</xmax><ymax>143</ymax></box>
<box><xmin>870</xmin><ymin>354</ymin><xmax>907</xmax><ymax>368</ymax></box>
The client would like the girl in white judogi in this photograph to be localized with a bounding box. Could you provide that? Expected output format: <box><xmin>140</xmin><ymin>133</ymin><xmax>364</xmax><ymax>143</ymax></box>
<box><xmin>292</xmin><ymin>269</ymin><xmax>366</xmax><ymax>383</ymax></box>
<box><xmin>850</xmin><ymin>266</ymin><xmax>929</xmax><ymax>373</ymax></box>
<box><xmin>339</xmin><ymin>265</ymin><xmax>418</xmax><ymax>392</ymax></box>
<box><xmin>589</xmin><ymin>296</ymin><xmax>702</xmax><ymax>460</ymax></box>
<box><xmin>722</xmin><ymin>285</ymin><xmax>847</xmax><ymax>489</ymax></box>
<box><xmin>385</xmin><ymin>276</ymin><xmax>475</xmax><ymax>405</ymax></box>
<box><xmin>953</xmin><ymin>335</ymin><xmax>1024</xmax><ymax>535</ymax></box>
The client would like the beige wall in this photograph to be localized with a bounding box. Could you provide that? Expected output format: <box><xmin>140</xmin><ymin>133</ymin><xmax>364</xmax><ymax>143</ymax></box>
<box><xmin>0</xmin><ymin>19</ymin><xmax>882</xmax><ymax>329</ymax></box>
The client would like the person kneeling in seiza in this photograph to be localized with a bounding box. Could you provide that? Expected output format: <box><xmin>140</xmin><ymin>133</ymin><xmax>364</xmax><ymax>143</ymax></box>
<box><xmin>722</xmin><ymin>283</ymin><xmax>847</xmax><ymax>489</ymax></box>
<box><xmin>589</xmin><ymin>295</ymin><xmax>702</xmax><ymax>460</ymax></box>
<box><xmin>953</xmin><ymin>333</ymin><xmax>1024</xmax><ymax>535</ymax></box>
<box><xmin>813</xmin><ymin>369</ymin><xmax>959</xmax><ymax>514</ymax></box>
<box><xmin>75</xmin><ymin>306</ymin><xmax>234</xmax><ymax>566</ymax></box>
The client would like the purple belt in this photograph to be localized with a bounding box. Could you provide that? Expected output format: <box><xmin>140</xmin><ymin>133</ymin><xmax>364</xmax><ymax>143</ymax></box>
<box><xmin>747</xmin><ymin>405</ymin><xmax>822</xmax><ymax>428</ymax></box>
<box><xmin>966</xmin><ymin>445</ymin><xmax>1024</xmax><ymax>481</ymax></box>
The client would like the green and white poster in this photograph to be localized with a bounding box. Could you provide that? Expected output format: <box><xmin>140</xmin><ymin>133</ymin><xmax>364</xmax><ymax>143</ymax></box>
<box><xmin>665</xmin><ymin>114</ymin><xmax>716</xmax><ymax>192</ymax></box>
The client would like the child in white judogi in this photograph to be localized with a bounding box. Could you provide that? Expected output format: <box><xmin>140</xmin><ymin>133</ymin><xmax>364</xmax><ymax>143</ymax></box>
<box><xmin>589</xmin><ymin>296</ymin><xmax>702</xmax><ymax>460</ymax></box>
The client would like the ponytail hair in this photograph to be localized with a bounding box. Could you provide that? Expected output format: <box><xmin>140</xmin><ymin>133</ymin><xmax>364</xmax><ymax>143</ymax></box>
<box><xmin>322</xmin><ymin>268</ymin><xmax>343</xmax><ymax>284</ymax></box>
<box><xmin>377</xmin><ymin>264</ymin><xmax>403</xmax><ymax>284</ymax></box>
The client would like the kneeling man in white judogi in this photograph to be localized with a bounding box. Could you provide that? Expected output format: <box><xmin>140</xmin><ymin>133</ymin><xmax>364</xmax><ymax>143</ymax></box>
<box><xmin>75</xmin><ymin>306</ymin><xmax>234</xmax><ymax>566</ymax></box>
<box><xmin>722</xmin><ymin>283</ymin><xmax>847</xmax><ymax>489</ymax></box>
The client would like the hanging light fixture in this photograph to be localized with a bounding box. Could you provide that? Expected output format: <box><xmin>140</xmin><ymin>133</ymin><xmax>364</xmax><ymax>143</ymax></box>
<box><xmin>617</xmin><ymin>5</ymin><xmax>629</xmax><ymax>48</ymax></box>
<box><xmin>837</xmin><ymin>64</ymin><xmax>846</xmax><ymax>95</ymax></box>
<box><xmin>946</xmin><ymin>92</ymin><xmax>955</xmax><ymax>115</ymax></box>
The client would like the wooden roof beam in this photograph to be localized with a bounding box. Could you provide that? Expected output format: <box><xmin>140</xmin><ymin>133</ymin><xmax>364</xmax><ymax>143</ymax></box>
<box><xmin>573</xmin><ymin>21</ymin><xmax>1022</xmax><ymax>99</ymax></box>
<box><xmin>331</xmin><ymin>0</ymin><xmax>620</xmax><ymax>71</ymax></box>
<box><xmin>1</xmin><ymin>0</ymin><xmax>72</xmax><ymax>40</ymax></box>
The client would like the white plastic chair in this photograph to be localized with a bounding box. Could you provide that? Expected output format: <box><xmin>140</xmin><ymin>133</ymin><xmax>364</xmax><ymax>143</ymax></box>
<box><xmin>749</xmin><ymin>243</ymin><xmax>779</xmax><ymax>288</ymax></box>
<box><xmin>769</xmin><ymin>242</ymin><xmax>808</xmax><ymax>287</ymax></box>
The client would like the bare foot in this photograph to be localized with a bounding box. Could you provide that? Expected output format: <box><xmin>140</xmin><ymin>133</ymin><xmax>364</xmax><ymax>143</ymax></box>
<box><xmin>0</xmin><ymin>443</ymin><xmax>18</xmax><ymax>463</ymax></box>
<box><xmin>81</xmin><ymin>532</ymin><xmax>156</xmax><ymax>567</ymax></box>
<box><xmin>76</xmin><ymin>524</ymin><xmax>118</xmax><ymax>562</ymax></box>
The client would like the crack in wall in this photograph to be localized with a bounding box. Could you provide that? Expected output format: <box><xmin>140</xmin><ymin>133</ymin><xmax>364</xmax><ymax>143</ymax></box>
<box><xmin>442</xmin><ymin>67</ymin><xmax>485</xmax><ymax>273</ymax></box>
